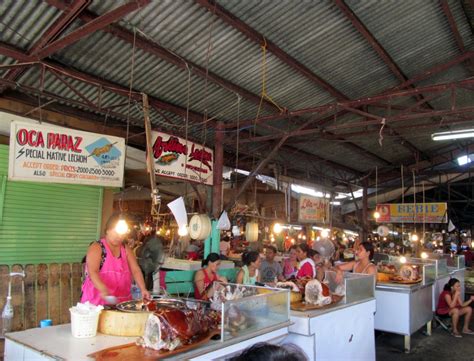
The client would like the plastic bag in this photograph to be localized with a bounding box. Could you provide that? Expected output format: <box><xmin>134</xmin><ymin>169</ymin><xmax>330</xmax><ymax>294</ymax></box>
<box><xmin>217</xmin><ymin>210</ymin><xmax>231</xmax><ymax>230</ymax></box>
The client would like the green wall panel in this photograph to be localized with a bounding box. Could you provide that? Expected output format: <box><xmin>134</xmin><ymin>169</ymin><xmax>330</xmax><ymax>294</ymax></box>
<box><xmin>0</xmin><ymin>145</ymin><xmax>103</xmax><ymax>264</ymax></box>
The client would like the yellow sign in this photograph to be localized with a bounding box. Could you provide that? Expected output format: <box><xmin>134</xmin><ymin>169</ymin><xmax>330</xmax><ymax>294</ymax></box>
<box><xmin>376</xmin><ymin>203</ymin><xmax>447</xmax><ymax>224</ymax></box>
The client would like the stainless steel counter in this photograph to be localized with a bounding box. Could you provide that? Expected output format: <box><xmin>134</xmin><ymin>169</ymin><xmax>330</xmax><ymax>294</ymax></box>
<box><xmin>375</xmin><ymin>282</ymin><xmax>433</xmax><ymax>353</ymax></box>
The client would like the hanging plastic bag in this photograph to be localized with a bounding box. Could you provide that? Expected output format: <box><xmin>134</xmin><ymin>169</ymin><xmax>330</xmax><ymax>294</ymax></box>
<box><xmin>217</xmin><ymin>210</ymin><xmax>231</xmax><ymax>230</ymax></box>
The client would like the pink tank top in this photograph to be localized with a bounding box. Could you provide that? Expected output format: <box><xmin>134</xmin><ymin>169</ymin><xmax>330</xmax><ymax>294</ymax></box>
<box><xmin>81</xmin><ymin>239</ymin><xmax>132</xmax><ymax>305</ymax></box>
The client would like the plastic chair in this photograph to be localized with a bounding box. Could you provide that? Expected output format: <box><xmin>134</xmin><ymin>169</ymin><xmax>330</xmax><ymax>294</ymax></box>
<box><xmin>433</xmin><ymin>312</ymin><xmax>452</xmax><ymax>334</ymax></box>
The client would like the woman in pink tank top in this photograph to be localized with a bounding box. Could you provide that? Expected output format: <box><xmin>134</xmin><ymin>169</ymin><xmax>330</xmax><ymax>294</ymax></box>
<box><xmin>81</xmin><ymin>215</ymin><xmax>150</xmax><ymax>305</ymax></box>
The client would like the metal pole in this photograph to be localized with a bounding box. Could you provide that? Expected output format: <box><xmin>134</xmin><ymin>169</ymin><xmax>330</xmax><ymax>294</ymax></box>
<box><xmin>212</xmin><ymin>121</ymin><xmax>224</xmax><ymax>218</ymax></box>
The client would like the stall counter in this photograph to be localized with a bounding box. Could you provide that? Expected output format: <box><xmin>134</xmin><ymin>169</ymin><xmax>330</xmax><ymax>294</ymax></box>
<box><xmin>375</xmin><ymin>282</ymin><xmax>433</xmax><ymax>353</ymax></box>
<box><xmin>285</xmin><ymin>298</ymin><xmax>376</xmax><ymax>361</ymax></box>
<box><xmin>5</xmin><ymin>322</ymin><xmax>290</xmax><ymax>361</ymax></box>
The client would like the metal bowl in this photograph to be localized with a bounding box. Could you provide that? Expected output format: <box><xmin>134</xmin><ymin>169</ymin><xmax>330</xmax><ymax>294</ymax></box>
<box><xmin>116</xmin><ymin>298</ymin><xmax>186</xmax><ymax>313</ymax></box>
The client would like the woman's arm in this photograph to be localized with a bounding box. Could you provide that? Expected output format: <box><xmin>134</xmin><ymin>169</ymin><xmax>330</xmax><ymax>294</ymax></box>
<box><xmin>444</xmin><ymin>293</ymin><xmax>458</xmax><ymax>308</ymax></box>
<box><xmin>194</xmin><ymin>270</ymin><xmax>207</xmax><ymax>298</ymax></box>
<box><xmin>461</xmin><ymin>298</ymin><xmax>473</xmax><ymax>307</ymax></box>
<box><xmin>126</xmin><ymin>245</ymin><xmax>150</xmax><ymax>299</ymax></box>
<box><xmin>335</xmin><ymin>261</ymin><xmax>355</xmax><ymax>283</ymax></box>
<box><xmin>316</xmin><ymin>266</ymin><xmax>325</xmax><ymax>282</ymax></box>
<box><xmin>336</xmin><ymin>261</ymin><xmax>356</xmax><ymax>272</ymax></box>
<box><xmin>86</xmin><ymin>243</ymin><xmax>109</xmax><ymax>299</ymax></box>
<box><xmin>236</xmin><ymin>269</ymin><xmax>244</xmax><ymax>284</ymax></box>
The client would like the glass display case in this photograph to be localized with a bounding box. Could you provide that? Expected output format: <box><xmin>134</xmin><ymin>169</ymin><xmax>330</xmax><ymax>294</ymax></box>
<box><xmin>417</xmin><ymin>255</ymin><xmax>449</xmax><ymax>278</ymax></box>
<box><xmin>217</xmin><ymin>283</ymin><xmax>290</xmax><ymax>342</ymax></box>
<box><xmin>445</xmin><ymin>254</ymin><xmax>465</xmax><ymax>269</ymax></box>
<box><xmin>324</xmin><ymin>271</ymin><xmax>375</xmax><ymax>304</ymax></box>
<box><xmin>380</xmin><ymin>256</ymin><xmax>436</xmax><ymax>285</ymax></box>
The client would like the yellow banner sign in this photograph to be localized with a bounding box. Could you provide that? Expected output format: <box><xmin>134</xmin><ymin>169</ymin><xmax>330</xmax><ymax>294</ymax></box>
<box><xmin>376</xmin><ymin>203</ymin><xmax>447</xmax><ymax>224</ymax></box>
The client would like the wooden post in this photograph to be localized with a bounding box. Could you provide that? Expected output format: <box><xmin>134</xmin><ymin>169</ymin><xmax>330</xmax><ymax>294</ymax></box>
<box><xmin>142</xmin><ymin>93</ymin><xmax>159</xmax><ymax>220</ymax></box>
<box><xmin>24</xmin><ymin>265</ymin><xmax>36</xmax><ymax>330</ymax></box>
<box><xmin>60</xmin><ymin>264</ymin><xmax>72</xmax><ymax>324</ymax></box>
<box><xmin>71</xmin><ymin>263</ymin><xmax>83</xmax><ymax>304</ymax></box>
<box><xmin>212</xmin><ymin>121</ymin><xmax>224</xmax><ymax>219</ymax></box>
<box><xmin>48</xmin><ymin>263</ymin><xmax>60</xmax><ymax>326</ymax></box>
<box><xmin>36</xmin><ymin>264</ymin><xmax>49</xmax><ymax>325</ymax></box>
<box><xmin>10</xmin><ymin>265</ymin><xmax>23</xmax><ymax>331</ymax></box>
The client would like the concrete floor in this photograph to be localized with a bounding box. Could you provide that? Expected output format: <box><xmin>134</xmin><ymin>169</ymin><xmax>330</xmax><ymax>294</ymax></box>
<box><xmin>376</xmin><ymin>316</ymin><xmax>474</xmax><ymax>361</ymax></box>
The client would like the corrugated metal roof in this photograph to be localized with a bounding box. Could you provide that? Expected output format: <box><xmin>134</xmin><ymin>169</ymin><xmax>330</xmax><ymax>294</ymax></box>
<box><xmin>0</xmin><ymin>0</ymin><xmax>473</xmax><ymax>182</ymax></box>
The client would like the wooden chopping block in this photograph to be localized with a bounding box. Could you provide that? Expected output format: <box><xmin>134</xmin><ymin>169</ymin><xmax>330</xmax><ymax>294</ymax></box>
<box><xmin>98</xmin><ymin>310</ymin><xmax>151</xmax><ymax>337</ymax></box>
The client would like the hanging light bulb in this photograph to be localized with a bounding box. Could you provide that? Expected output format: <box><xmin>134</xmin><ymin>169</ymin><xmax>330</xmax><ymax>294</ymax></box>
<box><xmin>411</xmin><ymin>233</ymin><xmax>419</xmax><ymax>242</ymax></box>
<box><xmin>273</xmin><ymin>223</ymin><xmax>282</xmax><ymax>234</ymax></box>
<box><xmin>178</xmin><ymin>225</ymin><xmax>188</xmax><ymax>237</ymax></box>
<box><xmin>115</xmin><ymin>219</ymin><xmax>129</xmax><ymax>235</ymax></box>
<box><xmin>421</xmin><ymin>252</ymin><xmax>428</xmax><ymax>259</ymax></box>
<box><xmin>400</xmin><ymin>256</ymin><xmax>407</xmax><ymax>264</ymax></box>
<box><xmin>373</xmin><ymin>211</ymin><xmax>381</xmax><ymax>220</ymax></box>
<box><xmin>321</xmin><ymin>229</ymin><xmax>330</xmax><ymax>238</ymax></box>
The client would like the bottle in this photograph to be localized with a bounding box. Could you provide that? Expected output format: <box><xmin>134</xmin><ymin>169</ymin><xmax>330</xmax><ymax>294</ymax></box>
<box><xmin>1</xmin><ymin>296</ymin><xmax>14</xmax><ymax>337</ymax></box>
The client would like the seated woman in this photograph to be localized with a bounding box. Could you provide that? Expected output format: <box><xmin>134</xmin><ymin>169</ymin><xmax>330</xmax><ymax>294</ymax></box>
<box><xmin>236</xmin><ymin>251</ymin><xmax>261</xmax><ymax>285</ymax></box>
<box><xmin>194</xmin><ymin>253</ymin><xmax>227</xmax><ymax>300</ymax></box>
<box><xmin>335</xmin><ymin>242</ymin><xmax>376</xmax><ymax>282</ymax></box>
<box><xmin>296</xmin><ymin>243</ymin><xmax>316</xmax><ymax>279</ymax></box>
<box><xmin>436</xmin><ymin>278</ymin><xmax>474</xmax><ymax>337</ymax></box>
<box><xmin>282</xmin><ymin>245</ymin><xmax>298</xmax><ymax>280</ymax></box>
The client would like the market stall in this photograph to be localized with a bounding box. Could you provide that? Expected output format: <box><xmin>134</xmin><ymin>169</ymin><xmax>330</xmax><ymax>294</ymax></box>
<box><xmin>284</xmin><ymin>272</ymin><xmax>376</xmax><ymax>361</ymax></box>
<box><xmin>374</xmin><ymin>256</ymin><xmax>436</xmax><ymax>353</ymax></box>
<box><xmin>5</xmin><ymin>284</ymin><xmax>290</xmax><ymax>361</ymax></box>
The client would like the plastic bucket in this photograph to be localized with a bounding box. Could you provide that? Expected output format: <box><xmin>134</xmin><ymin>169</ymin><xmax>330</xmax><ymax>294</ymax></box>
<box><xmin>70</xmin><ymin>309</ymin><xmax>101</xmax><ymax>338</ymax></box>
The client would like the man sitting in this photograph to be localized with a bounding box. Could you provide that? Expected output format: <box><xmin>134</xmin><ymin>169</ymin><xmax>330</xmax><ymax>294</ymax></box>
<box><xmin>260</xmin><ymin>245</ymin><xmax>285</xmax><ymax>284</ymax></box>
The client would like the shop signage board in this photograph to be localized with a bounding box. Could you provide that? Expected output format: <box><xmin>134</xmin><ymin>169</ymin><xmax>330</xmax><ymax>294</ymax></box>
<box><xmin>375</xmin><ymin>203</ymin><xmax>448</xmax><ymax>223</ymax></box>
<box><xmin>151</xmin><ymin>131</ymin><xmax>214</xmax><ymax>186</ymax></box>
<box><xmin>298</xmin><ymin>195</ymin><xmax>329</xmax><ymax>223</ymax></box>
<box><xmin>9</xmin><ymin>121</ymin><xmax>125</xmax><ymax>187</ymax></box>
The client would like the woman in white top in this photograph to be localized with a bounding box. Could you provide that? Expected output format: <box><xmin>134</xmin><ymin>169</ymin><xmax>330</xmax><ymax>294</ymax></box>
<box><xmin>335</xmin><ymin>242</ymin><xmax>376</xmax><ymax>282</ymax></box>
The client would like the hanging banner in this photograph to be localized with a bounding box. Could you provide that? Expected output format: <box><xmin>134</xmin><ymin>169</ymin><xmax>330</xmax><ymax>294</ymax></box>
<box><xmin>376</xmin><ymin>203</ymin><xmax>448</xmax><ymax>224</ymax></box>
<box><xmin>151</xmin><ymin>131</ymin><xmax>213</xmax><ymax>185</ymax></box>
<box><xmin>9</xmin><ymin>121</ymin><xmax>125</xmax><ymax>187</ymax></box>
<box><xmin>298</xmin><ymin>195</ymin><xmax>329</xmax><ymax>223</ymax></box>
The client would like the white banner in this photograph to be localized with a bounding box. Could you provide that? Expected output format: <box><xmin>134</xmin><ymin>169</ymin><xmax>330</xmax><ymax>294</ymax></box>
<box><xmin>9</xmin><ymin>121</ymin><xmax>125</xmax><ymax>187</ymax></box>
<box><xmin>151</xmin><ymin>131</ymin><xmax>213</xmax><ymax>185</ymax></box>
<box><xmin>298</xmin><ymin>195</ymin><xmax>330</xmax><ymax>223</ymax></box>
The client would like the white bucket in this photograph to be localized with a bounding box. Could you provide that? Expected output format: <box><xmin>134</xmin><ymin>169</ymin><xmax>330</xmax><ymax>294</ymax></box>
<box><xmin>189</xmin><ymin>214</ymin><xmax>211</xmax><ymax>240</ymax></box>
<box><xmin>70</xmin><ymin>309</ymin><xmax>101</xmax><ymax>338</ymax></box>
<box><xmin>245</xmin><ymin>222</ymin><xmax>259</xmax><ymax>242</ymax></box>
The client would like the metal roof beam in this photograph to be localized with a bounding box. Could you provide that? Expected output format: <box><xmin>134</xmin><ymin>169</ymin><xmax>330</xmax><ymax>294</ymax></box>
<box><xmin>440</xmin><ymin>0</ymin><xmax>466</xmax><ymax>53</ymax></box>
<box><xmin>35</xmin><ymin>1</ymin><xmax>150</xmax><ymax>59</ymax></box>
<box><xmin>195</xmin><ymin>0</ymin><xmax>348</xmax><ymax>101</ymax></box>
<box><xmin>0</xmin><ymin>42</ymin><xmax>210</xmax><ymax>125</ymax></box>
<box><xmin>45</xmin><ymin>0</ymin><xmax>280</xmax><ymax>114</ymax></box>
<box><xmin>333</xmin><ymin>0</ymin><xmax>434</xmax><ymax>160</ymax></box>
<box><xmin>223</xmin><ymin>52</ymin><xmax>474</xmax><ymax>129</ymax></box>
<box><xmin>1</xmin><ymin>0</ymin><xmax>91</xmax><ymax>85</ymax></box>
<box><xmin>227</xmin><ymin>80</ymin><xmax>474</xmax><ymax>142</ymax></box>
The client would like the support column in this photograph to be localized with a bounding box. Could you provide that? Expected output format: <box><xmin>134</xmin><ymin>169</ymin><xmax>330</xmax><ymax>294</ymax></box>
<box><xmin>362</xmin><ymin>179</ymin><xmax>368</xmax><ymax>241</ymax></box>
<box><xmin>212</xmin><ymin>121</ymin><xmax>224</xmax><ymax>218</ymax></box>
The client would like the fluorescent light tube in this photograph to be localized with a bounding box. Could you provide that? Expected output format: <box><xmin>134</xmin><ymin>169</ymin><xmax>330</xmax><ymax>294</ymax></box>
<box><xmin>432</xmin><ymin>129</ymin><xmax>474</xmax><ymax>141</ymax></box>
